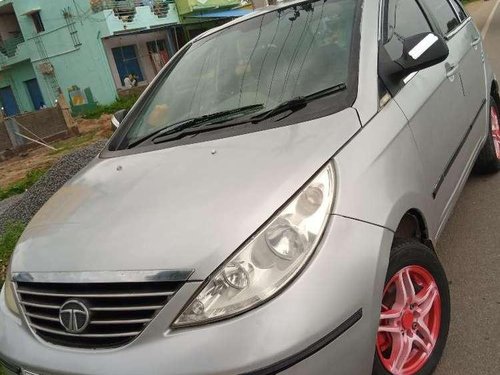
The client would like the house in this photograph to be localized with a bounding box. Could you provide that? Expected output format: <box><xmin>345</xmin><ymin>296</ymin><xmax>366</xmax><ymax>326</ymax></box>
<box><xmin>0</xmin><ymin>0</ymin><xmax>184</xmax><ymax>116</ymax></box>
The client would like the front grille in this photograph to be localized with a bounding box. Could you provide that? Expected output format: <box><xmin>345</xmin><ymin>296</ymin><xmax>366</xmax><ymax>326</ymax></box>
<box><xmin>15</xmin><ymin>280</ymin><xmax>184</xmax><ymax>349</ymax></box>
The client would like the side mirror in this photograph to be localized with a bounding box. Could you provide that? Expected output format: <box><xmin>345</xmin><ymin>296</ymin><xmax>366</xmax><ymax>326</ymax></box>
<box><xmin>111</xmin><ymin>109</ymin><xmax>129</xmax><ymax>131</ymax></box>
<box><xmin>379</xmin><ymin>32</ymin><xmax>449</xmax><ymax>96</ymax></box>
<box><xmin>396</xmin><ymin>32</ymin><xmax>449</xmax><ymax>74</ymax></box>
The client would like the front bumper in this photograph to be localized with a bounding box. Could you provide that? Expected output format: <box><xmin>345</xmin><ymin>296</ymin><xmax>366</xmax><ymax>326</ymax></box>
<box><xmin>0</xmin><ymin>216</ymin><xmax>392</xmax><ymax>375</ymax></box>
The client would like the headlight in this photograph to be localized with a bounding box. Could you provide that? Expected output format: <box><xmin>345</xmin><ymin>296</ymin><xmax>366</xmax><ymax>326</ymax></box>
<box><xmin>4</xmin><ymin>265</ymin><xmax>20</xmax><ymax>316</ymax></box>
<box><xmin>173</xmin><ymin>163</ymin><xmax>335</xmax><ymax>327</ymax></box>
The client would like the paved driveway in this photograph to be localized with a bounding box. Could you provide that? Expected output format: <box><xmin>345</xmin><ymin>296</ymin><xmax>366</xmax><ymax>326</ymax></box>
<box><xmin>434</xmin><ymin>2</ymin><xmax>500</xmax><ymax>374</ymax></box>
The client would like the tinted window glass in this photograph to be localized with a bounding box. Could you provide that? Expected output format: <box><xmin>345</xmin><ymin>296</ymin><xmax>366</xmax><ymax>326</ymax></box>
<box><xmin>121</xmin><ymin>0</ymin><xmax>357</xmax><ymax>147</ymax></box>
<box><xmin>449</xmin><ymin>0</ymin><xmax>468</xmax><ymax>22</ymax></box>
<box><xmin>383</xmin><ymin>0</ymin><xmax>432</xmax><ymax>61</ymax></box>
<box><xmin>422</xmin><ymin>0</ymin><xmax>460</xmax><ymax>35</ymax></box>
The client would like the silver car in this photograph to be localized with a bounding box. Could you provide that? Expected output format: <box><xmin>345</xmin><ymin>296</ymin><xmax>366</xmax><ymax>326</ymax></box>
<box><xmin>1</xmin><ymin>0</ymin><xmax>498</xmax><ymax>374</ymax></box>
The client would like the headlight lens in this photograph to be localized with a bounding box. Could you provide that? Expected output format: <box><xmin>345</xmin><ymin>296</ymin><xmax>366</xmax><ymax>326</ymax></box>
<box><xmin>173</xmin><ymin>163</ymin><xmax>335</xmax><ymax>327</ymax></box>
<box><xmin>4</xmin><ymin>268</ymin><xmax>19</xmax><ymax>316</ymax></box>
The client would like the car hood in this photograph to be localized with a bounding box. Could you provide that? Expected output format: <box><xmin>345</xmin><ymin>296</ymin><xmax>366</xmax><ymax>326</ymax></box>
<box><xmin>12</xmin><ymin>109</ymin><xmax>360</xmax><ymax>279</ymax></box>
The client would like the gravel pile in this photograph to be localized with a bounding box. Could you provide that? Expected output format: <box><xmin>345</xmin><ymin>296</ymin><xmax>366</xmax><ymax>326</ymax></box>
<box><xmin>0</xmin><ymin>141</ymin><xmax>107</xmax><ymax>235</ymax></box>
<box><xmin>0</xmin><ymin>194</ymin><xmax>23</xmax><ymax>217</ymax></box>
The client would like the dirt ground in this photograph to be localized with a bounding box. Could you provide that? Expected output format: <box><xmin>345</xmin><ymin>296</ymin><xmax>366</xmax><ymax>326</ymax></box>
<box><xmin>0</xmin><ymin>115</ymin><xmax>113</xmax><ymax>187</ymax></box>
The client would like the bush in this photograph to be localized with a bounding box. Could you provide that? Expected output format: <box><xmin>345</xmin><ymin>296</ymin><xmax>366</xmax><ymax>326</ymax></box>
<box><xmin>81</xmin><ymin>95</ymin><xmax>139</xmax><ymax>119</ymax></box>
<box><xmin>0</xmin><ymin>168</ymin><xmax>48</xmax><ymax>201</ymax></box>
<box><xmin>0</xmin><ymin>221</ymin><xmax>25</xmax><ymax>282</ymax></box>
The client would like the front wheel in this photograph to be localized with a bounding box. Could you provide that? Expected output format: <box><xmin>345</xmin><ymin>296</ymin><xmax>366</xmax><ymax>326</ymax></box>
<box><xmin>373</xmin><ymin>239</ymin><xmax>450</xmax><ymax>375</ymax></box>
<box><xmin>474</xmin><ymin>95</ymin><xmax>500</xmax><ymax>174</ymax></box>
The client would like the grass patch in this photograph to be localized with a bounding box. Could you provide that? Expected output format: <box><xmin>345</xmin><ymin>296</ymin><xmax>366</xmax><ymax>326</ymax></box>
<box><xmin>0</xmin><ymin>168</ymin><xmax>48</xmax><ymax>201</ymax></box>
<box><xmin>0</xmin><ymin>222</ymin><xmax>25</xmax><ymax>282</ymax></box>
<box><xmin>50</xmin><ymin>132</ymin><xmax>98</xmax><ymax>155</ymax></box>
<box><xmin>81</xmin><ymin>95</ymin><xmax>139</xmax><ymax>119</ymax></box>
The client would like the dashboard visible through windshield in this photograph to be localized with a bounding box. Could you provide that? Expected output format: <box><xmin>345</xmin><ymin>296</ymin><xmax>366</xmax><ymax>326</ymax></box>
<box><xmin>112</xmin><ymin>0</ymin><xmax>360</xmax><ymax>151</ymax></box>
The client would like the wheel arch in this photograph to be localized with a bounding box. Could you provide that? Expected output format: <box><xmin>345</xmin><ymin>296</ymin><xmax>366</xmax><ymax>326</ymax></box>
<box><xmin>393</xmin><ymin>208</ymin><xmax>435</xmax><ymax>252</ymax></box>
<box><xmin>491</xmin><ymin>79</ymin><xmax>500</xmax><ymax>106</ymax></box>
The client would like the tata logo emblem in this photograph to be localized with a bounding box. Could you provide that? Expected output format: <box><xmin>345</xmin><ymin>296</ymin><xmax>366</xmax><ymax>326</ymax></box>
<box><xmin>59</xmin><ymin>300</ymin><xmax>90</xmax><ymax>333</ymax></box>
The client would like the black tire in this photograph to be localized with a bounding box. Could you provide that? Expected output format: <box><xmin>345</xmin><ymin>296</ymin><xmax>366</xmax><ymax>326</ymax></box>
<box><xmin>474</xmin><ymin>95</ymin><xmax>500</xmax><ymax>174</ymax></box>
<box><xmin>372</xmin><ymin>239</ymin><xmax>450</xmax><ymax>375</ymax></box>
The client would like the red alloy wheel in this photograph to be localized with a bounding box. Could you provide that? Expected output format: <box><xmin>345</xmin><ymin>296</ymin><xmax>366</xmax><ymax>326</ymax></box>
<box><xmin>491</xmin><ymin>105</ymin><xmax>500</xmax><ymax>160</ymax></box>
<box><xmin>376</xmin><ymin>265</ymin><xmax>441</xmax><ymax>375</ymax></box>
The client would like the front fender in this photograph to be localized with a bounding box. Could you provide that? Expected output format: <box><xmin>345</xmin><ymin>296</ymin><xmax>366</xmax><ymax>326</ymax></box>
<box><xmin>333</xmin><ymin>100</ymin><xmax>438</xmax><ymax>241</ymax></box>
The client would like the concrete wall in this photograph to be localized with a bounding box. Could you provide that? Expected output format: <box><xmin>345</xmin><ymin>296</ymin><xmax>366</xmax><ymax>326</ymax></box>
<box><xmin>0</xmin><ymin>107</ymin><xmax>69</xmax><ymax>153</ymax></box>
<box><xmin>0</xmin><ymin>0</ymin><xmax>118</xmax><ymax>107</ymax></box>
<box><xmin>12</xmin><ymin>0</ymin><xmax>118</xmax><ymax>106</ymax></box>
<box><xmin>28</xmin><ymin>19</ymin><xmax>118</xmax><ymax>106</ymax></box>
<box><xmin>15</xmin><ymin>107</ymin><xmax>68</xmax><ymax>139</ymax></box>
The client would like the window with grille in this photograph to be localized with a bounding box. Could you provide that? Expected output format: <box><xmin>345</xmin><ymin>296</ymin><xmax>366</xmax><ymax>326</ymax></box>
<box><xmin>63</xmin><ymin>8</ymin><xmax>82</xmax><ymax>47</ymax></box>
<box><xmin>30</xmin><ymin>11</ymin><xmax>45</xmax><ymax>33</ymax></box>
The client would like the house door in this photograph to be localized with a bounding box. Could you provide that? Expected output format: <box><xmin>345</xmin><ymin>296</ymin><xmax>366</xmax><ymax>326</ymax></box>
<box><xmin>112</xmin><ymin>45</ymin><xmax>144</xmax><ymax>86</ymax></box>
<box><xmin>0</xmin><ymin>86</ymin><xmax>20</xmax><ymax>117</ymax></box>
<box><xmin>25</xmin><ymin>78</ymin><xmax>45</xmax><ymax>110</ymax></box>
<box><xmin>147</xmin><ymin>40</ymin><xmax>170</xmax><ymax>74</ymax></box>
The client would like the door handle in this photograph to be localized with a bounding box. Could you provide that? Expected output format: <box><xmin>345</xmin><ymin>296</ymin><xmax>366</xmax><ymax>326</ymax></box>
<box><xmin>471</xmin><ymin>37</ymin><xmax>481</xmax><ymax>47</ymax></box>
<box><xmin>446</xmin><ymin>63</ymin><xmax>459</xmax><ymax>78</ymax></box>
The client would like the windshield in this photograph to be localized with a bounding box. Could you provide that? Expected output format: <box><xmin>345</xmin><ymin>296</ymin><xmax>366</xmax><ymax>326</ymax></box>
<box><xmin>119</xmin><ymin>0</ymin><xmax>358</xmax><ymax>148</ymax></box>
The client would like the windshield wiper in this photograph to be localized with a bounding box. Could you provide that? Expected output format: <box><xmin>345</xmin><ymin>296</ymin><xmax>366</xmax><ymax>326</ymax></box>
<box><xmin>250</xmin><ymin>83</ymin><xmax>347</xmax><ymax>123</ymax></box>
<box><xmin>150</xmin><ymin>83</ymin><xmax>347</xmax><ymax>145</ymax></box>
<box><xmin>127</xmin><ymin>104</ymin><xmax>264</xmax><ymax>149</ymax></box>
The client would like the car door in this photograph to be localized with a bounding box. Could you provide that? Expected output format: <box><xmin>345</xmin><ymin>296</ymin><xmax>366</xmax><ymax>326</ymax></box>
<box><xmin>381</xmin><ymin>0</ymin><xmax>469</xmax><ymax>226</ymax></box>
<box><xmin>449</xmin><ymin>0</ymin><xmax>488</xmax><ymax>134</ymax></box>
<box><xmin>418</xmin><ymin>0</ymin><xmax>486</xmax><ymax>224</ymax></box>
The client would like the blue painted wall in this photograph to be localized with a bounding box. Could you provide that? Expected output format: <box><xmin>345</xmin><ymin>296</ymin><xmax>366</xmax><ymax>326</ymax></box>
<box><xmin>0</xmin><ymin>0</ymin><xmax>182</xmax><ymax>110</ymax></box>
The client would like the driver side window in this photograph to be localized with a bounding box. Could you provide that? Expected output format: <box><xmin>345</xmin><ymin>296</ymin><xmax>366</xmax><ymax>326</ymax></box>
<box><xmin>382</xmin><ymin>0</ymin><xmax>432</xmax><ymax>61</ymax></box>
